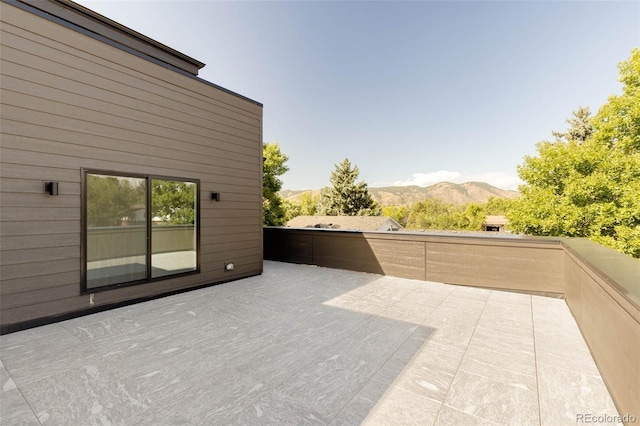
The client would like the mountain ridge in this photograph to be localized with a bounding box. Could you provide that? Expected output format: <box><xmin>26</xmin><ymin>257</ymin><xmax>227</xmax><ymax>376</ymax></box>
<box><xmin>280</xmin><ymin>181</ymin><xmax>519</xmax><ymax>206</ymax></box>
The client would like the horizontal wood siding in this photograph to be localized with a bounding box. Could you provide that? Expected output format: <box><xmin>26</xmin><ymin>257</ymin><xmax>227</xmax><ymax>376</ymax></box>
<box><xmin>425</xmin><ymin>239</ymin><xmax>564</xmax><ymax>293</ymax></box>
<box><xmin>265</xmin><ymin>228</ymin><xmax>563</xmax><ymax>295</ymax></box>
<box><xmin>0</xmin><ymin>2</ymin><xmax>262</xmax><ymax>328</ymax></box>
<box><xmin>564</xmin><ymin>252</ymin><xmax>640</xmax><ymax>420</ymax></box>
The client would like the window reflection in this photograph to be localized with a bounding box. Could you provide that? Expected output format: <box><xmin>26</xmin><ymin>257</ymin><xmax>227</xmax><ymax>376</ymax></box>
<box><xmin>86</xmin><ymin>174</ymin><xmax>147</xmax><ymax>288</ymax></box>
<box><xmin>151</xmin><ymin>179</ymin><xmax>197</xmax><ymax>278</ymax></box>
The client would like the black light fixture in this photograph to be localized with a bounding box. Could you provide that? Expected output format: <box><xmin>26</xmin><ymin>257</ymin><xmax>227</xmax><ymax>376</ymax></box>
<box><xmin>211</xmin><ymin>192</ymin><xmax>220</xmax><ymax>202</ymax></box>
<box><xmin>44</xmin><ymin>181</ymin><xmax>59</xmax><ymax>196</ymax></box>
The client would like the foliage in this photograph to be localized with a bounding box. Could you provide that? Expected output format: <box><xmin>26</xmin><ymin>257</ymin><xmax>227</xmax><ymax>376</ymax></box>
<box><xmin>263</xmin><ymin>142</ymin><xmax>290</xmax><ymax>226</ymax></box>
<box><xmin>551</xmin><ymin>107</ymin><xmax>594</xmax><ymax>143</ymax></box>
<box><xmin>151</xmin><ymin>180</ymin><xmax>196</xmax><ymax>225</ymax></box>
<box><xmin>592</xmin><ymin>48</ymin><xmax>640</xmax><ymax>154</ymax></box>
<box><xmin>381</xmin><ymin>205</ymin><xmax>410</xmax><ymax>226</ymax></box>
<box><xmin>86</xmin><ymin>175</ymin><xmax>146</xmax><ymax>227</ymax></box>
<box><xmin>400</xmin><ymin>196</ymin><xmax>513</xmax><ymax>231</ymax></box>
<box><xmin>299</xmin><ymin>192</ymin><xmax>320</xmax><ymax>216</ymax></box>
<box><xmin>508</xmin><ymin>49</ymin><xmax>640</xmax><ymax>257</ymax></box>
<box><xmin>319</xmin><ymin>159</ymin><xmax>380</xmax><ymax>216</ymax></box>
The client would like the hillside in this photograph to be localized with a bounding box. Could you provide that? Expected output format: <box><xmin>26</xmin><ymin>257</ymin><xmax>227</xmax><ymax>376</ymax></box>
<box><xmin>280</xmin><ymin>181</ymin><xmax>519</xmax><ymax>206</ymax></box>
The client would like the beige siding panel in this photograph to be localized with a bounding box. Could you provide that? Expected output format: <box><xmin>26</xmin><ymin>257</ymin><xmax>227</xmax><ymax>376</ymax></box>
<box><xmin>0</xmin><ymin>129</ymin><xmax>259</xmax><ymax>182</ymax></box>
<box><xmin>1</xmin><ymin>271</ymin><xmax>79</xmax><ymax>296</ymax></box>
<box><xmin>1</xmin><ymin>284</ymin><xmax>80</xmax><ymax>310</ymax></box>
<box><xmin>0</xmin><ymin>221</ymin><xmax>79</xmax><ymax>237</ymax></box>
<box><xmin>1</xmin><ymin>63</ymin><xmax>260</xmax><ymax>137</ymax></box>
<box><xmin>0</xmin><ymin>13</ymin><xmax>262</xmax><ymax>118</ymax></box>
<box><xmin>1</xmin><ymin>245</ymin><xmax>78</xmax><ymax>266</ymax></box>
<box><xmin>425</xmin><ymin>241</ymin><xmax>564</xmax><ymax>294</ymax></box>
<box><xmin>0</xmin><ymin>296</ymin><xmax>90</xmax><ymax>326</ymax></box>
<box><xmin>1</xmin><ymin>258</ymin><xmax>79</xmax><ymax>281</ymax></box>
<box><xmin>1</xmin><ymin>145</ymin><xmax>259</xmax><ymax>189</ymax></box>
<box><xmin>1</xmin><ymin>178</ymin><xmax>80</xmax><ymax>195</ymax></box>
<box><xmin>1</xmin><ymin>207</ymin><xmax>80</xmax><ymax>222</ymax></box>
<box><xmin>201</xmin><ymin>239</ymin><xmax>261</xmax><ymax>255</ymax></box>
<box><xmin>365</xmin><ymin>237</ymin><xmax>425</xmax><ymax>280</ymax></box>
<box><xmin>0</xmin><ymin>2</ymin><xmax>262</xmax><ymax>330</ymax></box>
<box><xmin>564</xmin><ymin>257</ymin><xmax>640</xmax><ymax>421</ymax></box>
<box><xmin>17</xmin><ymin>0</ymin><xmax>204</xmax><ymax>76</ymax></box>
<box><xmin>2</xmin><ymin>101</ymin><xmax>260</xmax><ymax>165</ymax></box>
<box><xmin>0</xmin><ymin>233</ymin><xmax>79</xmax><ymax>251</ymax></box>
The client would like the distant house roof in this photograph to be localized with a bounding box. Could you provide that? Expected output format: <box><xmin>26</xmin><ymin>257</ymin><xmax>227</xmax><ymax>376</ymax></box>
<box><xmin>483</xmin><ymin>215</ymin><xmax>508</xmax><ymax>226</ymax></box>
<box><xmin>287</xmin><ymin>216</ymin><xmax>403</xmax><ymax>232</ymax></box>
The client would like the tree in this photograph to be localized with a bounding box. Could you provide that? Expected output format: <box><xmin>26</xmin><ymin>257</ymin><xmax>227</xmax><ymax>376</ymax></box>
<box><xmin>263</xmin><ymin>142</ymin><xmax>289</xmax><ymax>226</ymax></box>
<box><xmin>552</xmin><ymin>106</ymin><xmax>594</xmax><ymax>143</ymax></box>
<box><xmin>152</xmin><ymin>180</ymin><xmax>196</xmax><ymax>225</ymax></box>
<box><xmin>299</xmin><ymin>191</ymin><xmax>320</xmax><ymax>216</ymax></box>
<box><xmin>319</xmin><ymin>159</ymin><xmax>380</xmax><ymax>216</ymax></box>
<box><xmin>508</xmin><ymin>49</ymin><xmax>640</xmax><ymax>257</ymax></box>
<box><xmin>592</xmin><ymin>48</ymin><xmax>640</xmax><ymax>154</ymax></box>
<box><xmin>381</xmin><ymin>205</ymin><xmax>409</xmax><ymax>226</ymax></box>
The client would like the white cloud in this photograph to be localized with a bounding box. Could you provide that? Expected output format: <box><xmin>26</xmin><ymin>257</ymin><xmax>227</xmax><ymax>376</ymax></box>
<box><xmin>393</xmin><ymin>170</ymin><xmax>522</xmax><ymax>191</ymax></box>
<box><xmin>393</xmin><ymin>171</ymin><xmax>462</xmax><ymax>187</ymax></box>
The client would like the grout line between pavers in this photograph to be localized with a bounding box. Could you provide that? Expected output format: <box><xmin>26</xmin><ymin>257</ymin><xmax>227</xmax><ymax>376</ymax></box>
<box><xmin>431</xmin><ymin>287</ymin><xmax>489</xmax><ymax>425</ymax></box>
<box><xmin>531</xmin><ymin>295</ymin><xmax>543</xmax><ymax>426</ymax></box>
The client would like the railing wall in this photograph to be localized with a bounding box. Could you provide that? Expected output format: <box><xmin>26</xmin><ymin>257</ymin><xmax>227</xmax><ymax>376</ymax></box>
<box><xmin>263</xmin><ymin>227</ymin><xmax>640</xmax><ymax>421</ymax></box>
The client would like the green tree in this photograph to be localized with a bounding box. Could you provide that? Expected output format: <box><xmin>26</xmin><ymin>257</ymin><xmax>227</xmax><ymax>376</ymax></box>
<box><xmin>263</xmin><ymin>142</ymin><xmax>289</xmax><ymax>226</ymax></box>
<box><xmin>592</xmin><ymin>48</ymin><xmax>640</xmax><ymax>154</ymax></box>
<box><xmin>299</xmin><ymin>191</ymin><xmax>320</xmax><ymax>216</ymax></box>
<box><xmin>87</xmin><ymin>175</ymin><xmax>145</xmax><ymax>227</ymax></box>
<box><xmin>152</xmin><ymin>180</ymin><xmax>196</xmax><ymax>225</ymax></box>
<box><xmin>319</xmin><ymin>159</ymin><xmax>380</xmax><ymax>216</ymax></box>
<box><xmin>508</xmin><ymin>49</ymin><xmax>640</xmax><ymax>257</ymax></box>
<box><xmin>405</xmin><ymin>199</ymin><xmax>458</xmax><ymax>230</ymax></box>
<box><xmin>381</xmin><ymin>205</ymin><xmax>409</xmax><ymax>226</ymax></box>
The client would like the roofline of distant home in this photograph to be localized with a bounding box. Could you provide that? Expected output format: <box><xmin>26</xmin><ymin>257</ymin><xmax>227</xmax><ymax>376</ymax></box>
<box><xmin>4</xmin><ymin>0</ymin><xmax>263</xmax><ymax>107</ymax></box>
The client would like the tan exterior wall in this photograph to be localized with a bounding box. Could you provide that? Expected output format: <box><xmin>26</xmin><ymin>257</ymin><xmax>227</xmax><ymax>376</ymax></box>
<box><xmin>264</xmin><ymin>228</ymin><xmax>565</xmax><ymax>295</ymax></box>
<box><xmin>0</xmin><ymin>1</ymin><xmax>263</xmax><ymax>329</ymax></box>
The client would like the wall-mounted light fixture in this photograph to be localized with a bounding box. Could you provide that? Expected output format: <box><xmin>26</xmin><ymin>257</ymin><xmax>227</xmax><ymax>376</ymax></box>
<box><xmin>44</xmin><ymin>181</ymin><xmax>59</xmax><ymax>196</ymax></box>
<box><xmin>224</xmin><ymin>262</ymin><xmax>235</xmax><ymax>271</ymax></box>
<box><xmin>211</xmin><ymin>192</ymin><xmax>220</xmax><ymax>202</ymax></box>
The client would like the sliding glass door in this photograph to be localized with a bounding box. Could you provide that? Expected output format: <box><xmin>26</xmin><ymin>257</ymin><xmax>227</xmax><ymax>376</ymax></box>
<box><xmin>84</xmin><ymin>171</ymin><xmax>198</xmax><ymax>291</ymax></box>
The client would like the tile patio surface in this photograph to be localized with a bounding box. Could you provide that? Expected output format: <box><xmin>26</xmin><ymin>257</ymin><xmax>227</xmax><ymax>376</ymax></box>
<box><xmin>0</xmin><ymin>261</ymin><xmax>621</xmax><ymax>425</ymax></box>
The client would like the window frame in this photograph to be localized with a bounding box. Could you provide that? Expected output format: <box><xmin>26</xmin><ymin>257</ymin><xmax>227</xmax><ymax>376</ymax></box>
<box><xmin>81</xmin><ymin>169</ymin><xmax>201</xmax><ymax>294</ymax></box>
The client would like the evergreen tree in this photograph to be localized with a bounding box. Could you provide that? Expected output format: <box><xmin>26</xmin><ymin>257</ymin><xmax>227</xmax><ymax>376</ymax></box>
<box><xmin>319</xmin><ymin>159</ymin><xmax>380</xmax><ymax>216</ymax></box>
<box><xmin>551</xmin><ymin>106</ymin><xmax>594</xmax><ymax>143</ymax></box>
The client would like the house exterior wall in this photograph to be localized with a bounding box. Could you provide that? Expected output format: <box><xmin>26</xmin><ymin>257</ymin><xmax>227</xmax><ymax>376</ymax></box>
<box><xmin>0</xmin><ymin>0</ymin><xmax>263</xmax><ymax>331</ymax></box>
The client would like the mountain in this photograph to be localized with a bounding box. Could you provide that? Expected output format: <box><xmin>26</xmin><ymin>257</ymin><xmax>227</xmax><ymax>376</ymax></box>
<box><xmin>280</xmin><ymin>181</ymin><xmax>519</xmax><ymax>206</ymax></box>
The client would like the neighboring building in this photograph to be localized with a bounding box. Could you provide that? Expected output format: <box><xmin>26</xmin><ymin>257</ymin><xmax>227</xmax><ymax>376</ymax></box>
<box><xmin>483</xmin><ymin>215</ymin><xmax>508</xmax><ymax>232</ymax></box>
<box><xmin>0</xmin><ymin>0</ymin><xmax>263</xmax><ymax>332</ymax></box>
<box><xmin>287</xmin><ymin>215</ymin><xmax>404</xmax><ymax>232</ymax></box>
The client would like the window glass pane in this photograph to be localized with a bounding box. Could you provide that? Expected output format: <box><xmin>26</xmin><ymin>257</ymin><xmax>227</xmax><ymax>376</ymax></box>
<box><xmin>86</xmin><ymin>174</ymin><xmax>147</xmax><ymax>288</ymax></box>
<box><xmin>151</xmin><ymin>179</ymin><xmax>197</xmax><ymax>278</ymax></box>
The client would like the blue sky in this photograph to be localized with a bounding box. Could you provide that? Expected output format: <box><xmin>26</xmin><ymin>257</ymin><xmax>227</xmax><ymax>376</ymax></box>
<box><xmin>77</xmin><ymin>1</ymin><xmax>639</xmax><ymax>191</ymax></box>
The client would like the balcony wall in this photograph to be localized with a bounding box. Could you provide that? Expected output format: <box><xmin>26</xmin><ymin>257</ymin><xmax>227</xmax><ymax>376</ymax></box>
<box><xmin>264</xmin><ymin>227</ymin><xmax>640</xmax><ymax>421</ymax></box>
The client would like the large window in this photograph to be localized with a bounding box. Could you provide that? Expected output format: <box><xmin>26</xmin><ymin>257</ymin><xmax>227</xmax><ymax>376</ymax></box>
<box><xmin>83</xmin><ymin>171</ymin><xmax>199</xmax><ymax>291</ymax></box>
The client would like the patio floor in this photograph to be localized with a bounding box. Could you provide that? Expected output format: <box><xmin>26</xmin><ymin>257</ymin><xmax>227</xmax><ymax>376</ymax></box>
<box><xmin>0</xmin><ymin>261</ymin><xmax>621</xmax><ymax>425</ymax></box>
